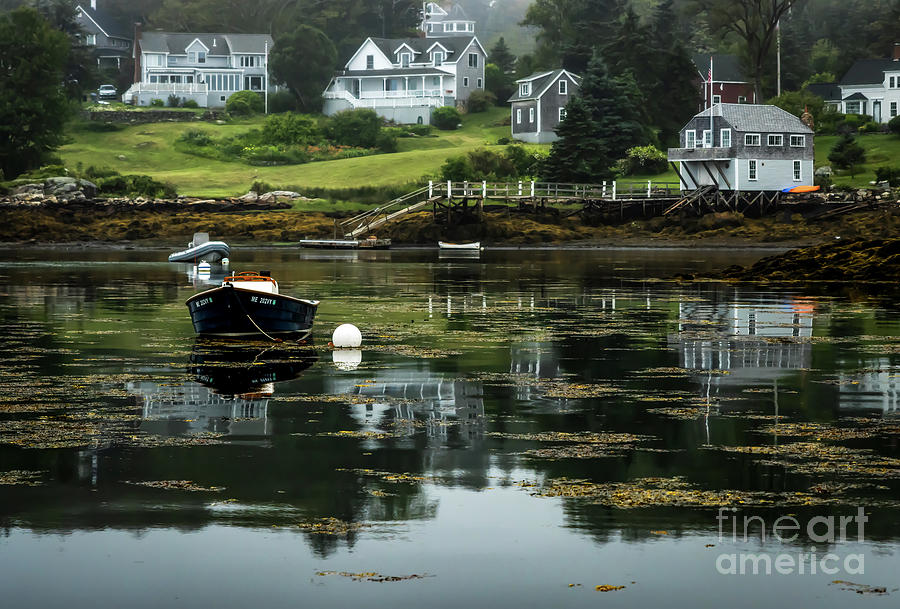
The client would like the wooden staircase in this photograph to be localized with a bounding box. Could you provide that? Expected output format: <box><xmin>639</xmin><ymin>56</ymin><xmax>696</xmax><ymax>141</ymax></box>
<box><xmin>339</xmin><ymin>186</ymin><xmax>435</xmax><ymax>238</ymax></box>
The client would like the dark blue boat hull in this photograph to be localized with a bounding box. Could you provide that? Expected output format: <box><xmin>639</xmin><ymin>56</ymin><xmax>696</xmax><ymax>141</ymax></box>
<box><xmin>186</xmin><ymin>286</ymin><xmax>317</xmax><ymax>337</ymax></box>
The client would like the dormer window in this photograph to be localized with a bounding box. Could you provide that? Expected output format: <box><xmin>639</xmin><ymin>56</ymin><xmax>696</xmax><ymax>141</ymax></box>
<box><xmin>197</xmin><ymin>51</ymin><xmax>206</xmax><ymax>64</ymax></box>
<box><xmin>400</xmin><ymin>52</ymin><xmax>411</xmax><ymax>67</ymax></box>
<box><xmin>433</xmin><ymin>51</ymin><xmax>444</xmax><ymax>66</ymax></box>
<box><xmin>519</xmin><ymin>82</ymin><xmax>530</xmax><ymax>96</ymax></box>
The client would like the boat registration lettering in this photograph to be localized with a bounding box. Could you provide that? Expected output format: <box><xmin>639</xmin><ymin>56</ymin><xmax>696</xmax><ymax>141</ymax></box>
<box><xmin>250</xmin><ymin>296</ymin><xmax>276</xmax><ymax>306</ymax></box>
<box><xmin>193</xmin><ymin>297</ymin><xmax>213</xmax><ymax>309</ymax></box>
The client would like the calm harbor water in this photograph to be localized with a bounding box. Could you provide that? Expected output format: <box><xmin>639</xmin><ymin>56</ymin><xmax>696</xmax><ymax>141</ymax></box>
<box><xmin>1</xmin><ymin>247</ymin><xmax>898</xmax><ymax>608</ymax></box>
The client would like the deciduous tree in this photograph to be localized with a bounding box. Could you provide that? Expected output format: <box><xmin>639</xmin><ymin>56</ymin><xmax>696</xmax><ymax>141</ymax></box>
<box><xmin>269</xmin><ymin>24</ymin><xmax>337</xmax><ymax>112</ymax></box>
<box><xmin>0</xmin><ymin>7</ymin><xmax>71</xmax><ymax>178</ymax></box>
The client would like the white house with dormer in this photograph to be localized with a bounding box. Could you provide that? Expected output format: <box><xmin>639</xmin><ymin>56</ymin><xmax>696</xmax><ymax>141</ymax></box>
<box><xmin>322</xmin><ymin>2</ymin><xmax>486</xmax><ymax>124</ymax></box>
<box><xmin>123</xmin><ymin>30</ymin><xmax>274</xmax><ymax>108</ymax></box>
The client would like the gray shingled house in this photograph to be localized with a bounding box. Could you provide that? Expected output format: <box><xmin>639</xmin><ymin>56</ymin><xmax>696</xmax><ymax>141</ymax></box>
<box><xmin>74</xmin><ymin>1</ymin><xmax>132</xmax><ymax>71</ymax></box>
<box><xmin>124</xmin><ymin>31</ymin><xmax>273</xmax><ymax>108</ymax></box>
<box><xmin>668</xmin><ymin>104</ymin><xmax>814</xmax><ymax>192</ymax></box>
<box><xmin>507</xmin><ymin>70</ymin><xmax>581</xmax><ymax>143</ymax></box>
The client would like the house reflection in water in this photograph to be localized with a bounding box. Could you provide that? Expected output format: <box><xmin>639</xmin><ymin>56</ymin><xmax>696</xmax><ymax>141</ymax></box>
<box><xmin>128</xmin><ymin>380</ymin><xmax>273</xmax><ymax>439</ymax></box>
<box><xmin>669</xmin><ymin>299</ymin><xmax>815</xmax><ymax>380</ymax></box>
<box><xmin>839</xmin><ymin>360</ymin><xmax>900</xmax><ymax>415</ymax></box>
<box><xmin>327</xmin><ymin>368</ymin><xmax>484</xmax><ymax>446</ymax></box>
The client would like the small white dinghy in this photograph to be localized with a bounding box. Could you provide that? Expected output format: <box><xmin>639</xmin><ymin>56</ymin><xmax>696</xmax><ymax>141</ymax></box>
<box><xmin>438</xmin><ymin>241</ymin><xmax>482</xmax><ymax>250</ymax></box>
<box><xmin>168</xmin><ymin>232</ymin><xmax>230</xmax><ymax>263</ymax></box>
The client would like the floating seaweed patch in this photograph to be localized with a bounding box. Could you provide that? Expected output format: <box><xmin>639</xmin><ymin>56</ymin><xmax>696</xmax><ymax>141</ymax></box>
<box><xmin>714</xmin><ymin>443</ymin><xmax>900</xmax><ymax>478</ymax></box>
<box><xmin>0</xmin><ymin>469</ymin><xmax>45</xmax><ymax>486</ymax></box>
<box><xmin>123</xmin><ymin>480</ymin><xmax>225</xmax><ymax>492</ymax></box>
<box><xmin>488</xmin><ymin>431</ymin><xmax>654</xmax><ymax>444</ymax></box>
<box><xmin>829</xmin><ymin>580</ymin><xmax>892</xmax><ymax>596</ymax></box>
<box><xmin>336</xmin><ymin>468</ymin><xmax>428</xmax><ymax>483</ymax></box>
<box><xmin>297</xmin><ymin>517</ymin><xmax>373</xmax><ymax>535</ymax></box>
<box><xmin>754</xmin><ymin>421</ymin><xmax>892</xmax><ymax>441</ymax></box>
<box><xmin>645</xmin><ymin>407</ymin><xmax>708</xmax><ymax>420</ymax></box>
<box><xmin>526</xmin><ymin>476</ymin><xmax>845</xmax><ymax>508</ymax></box>
<box><xmin>315</xmin><ymin>571</ymin><xmax>429</xmax><ymax>582</ymax></box>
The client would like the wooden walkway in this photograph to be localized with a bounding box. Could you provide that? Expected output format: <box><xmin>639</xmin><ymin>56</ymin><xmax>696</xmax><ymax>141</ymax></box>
<box><xmin>337</xmin><ymin>180</ymin><xmax>873</xmax><ymax>236</ymax></box>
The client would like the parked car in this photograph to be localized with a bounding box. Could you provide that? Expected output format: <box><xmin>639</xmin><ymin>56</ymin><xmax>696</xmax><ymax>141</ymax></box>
<box><xmin>97</xmin><ymin>84</ymin><xmax>117</xmax><ymax>100</ymax></box>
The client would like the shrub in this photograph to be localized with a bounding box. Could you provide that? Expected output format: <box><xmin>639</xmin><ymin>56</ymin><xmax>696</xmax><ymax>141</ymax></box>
<box><xmin>614</xmin><ymin>145</ymin><xmax>669</xmax><ymax>176</ymax></box>
<box><xmin>497</xmin><ymin>137</ymin><xmax>511</xmax><ymax>145</ymax></box>
<box><xmin>182</xmin><ymin>99</ymin><xmax>199</xmax><ymax>109</ymax></box>
<box><xmin>167</xmin><ymin>94</ymin><xmax>181</xmax><ymax>108</ymax></box>
<box><xmin>178</xmin><ymin>129</ymin><xmax>214</xmax><ymax>147</ymax></box>
<box><xmin>226</xmin><ymin>90</ymin><xmax>264</xmax><ymax>116</ymax></box>
<box><xmin>432</xmin><ymin>106</ymin><xmax>461</xmax><ymax>130</ymax></box>
<box><xmin>261</xmin><ymin>113</ymin><xmax>319</xmax><ymax>146</ymax></box>
<box><xmin>250</xmin><ymin>180</ymin><xmax>273</xmax><ymax>194</ymax></box>
<box><xmin>149</xmin><ymin>98</ymin><xmax>164</xmax><ymax>107</ymax></box>
<box><xmin>95</xmin><ymin>172</ymin><xmax>176</xmax><ymax>198</ymax></box>
<box><xmin>440</xmin><ymin>155</ymin><xmax>474</xmax><ymax>181</ymax></box>
<box><xmin>875</xmin><ymin>167</ymin><xmax>900</xmax><ymax>186</ymax></box>
<box><xmin>467</xmin><ymin>89</ymin><xmax>496</xmax><ymax>113</ymax></box>
<box><xmin>889</xmin><ymin>115</ymin><xmax>900</xmax><ymax>136</ymax></box>
<box><xmin>325</xmin><ymin>108</ymin><xmax>382</xmax><ymax>147</ymax></box>
<box><xmin>859</xmin><ymin>121</ymin><xmax>882</xmax><ymax>134</ymax></box>
<box><xmin>828</xmin><ymin>134</ymin><xmax>866</xmax><ymax>176</ymax></box>
<box><xmin>267</xmin><ymin>90</ymin><xmax>298</xmax><ymax>114</ymax></box>
<box><xmin>376</xmin><ymin>131</ymin><xmax>398</xmax><ymax>153</ymax></box>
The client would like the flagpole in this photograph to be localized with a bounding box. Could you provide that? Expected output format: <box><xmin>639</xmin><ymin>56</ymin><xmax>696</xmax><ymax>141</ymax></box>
<box><xmin>264</xmin><ymin>39</ymin><xmax>269</xmax><ymax>114</ymax></box>
<box><xmin>776</xmin><ymin>19</ymin><xmax>782</xmax><ymax>97</ymax></box>
<box><xmin>709</xmin><ymin>56</ymin><xmax>714</xmax><ymax>147</ymax></box>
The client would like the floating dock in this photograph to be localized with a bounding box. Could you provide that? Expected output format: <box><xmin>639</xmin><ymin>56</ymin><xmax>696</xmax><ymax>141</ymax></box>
<box><xmin>298</xmin><ymin>238</ymin><xmax>391</xmax><ymax>250</ymax></box>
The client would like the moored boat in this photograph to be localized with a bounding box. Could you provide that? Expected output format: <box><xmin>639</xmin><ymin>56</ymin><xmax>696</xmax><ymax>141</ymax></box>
<box><xmin>185</xmin><ymin>271</ymin><xmax>318</xmax><ymax>338</ymax></box>
<box><xmin>169</xmin><ymin>232</ymin><xmax>230</xmax><ymax>262</ymax></box>
<box><xmin>438</xmin><ymin>241</ymin><xmax>482</xmax><ymax>250</ymax></box>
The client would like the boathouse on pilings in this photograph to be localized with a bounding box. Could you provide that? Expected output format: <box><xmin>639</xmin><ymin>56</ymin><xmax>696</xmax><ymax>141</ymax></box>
<box><xmin>667</xmin><ymin>104</ymin><xmax>814</xmax><ymax>193</ymax></box>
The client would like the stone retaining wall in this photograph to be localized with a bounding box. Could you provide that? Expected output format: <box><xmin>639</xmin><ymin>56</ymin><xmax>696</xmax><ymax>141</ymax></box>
<box><xmin>80</xmin><ymin>110</ymin><xmax>227</xmax><ymax>124</ymax></box>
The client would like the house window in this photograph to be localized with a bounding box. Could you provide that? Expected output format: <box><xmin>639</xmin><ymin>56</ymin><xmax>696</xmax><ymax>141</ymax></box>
<box><xmin>712</xmin><ymin>94</ymin><xmax>721</xmax><ymax>104</ymax></box>
<box><xmin>891</xmin><ymin>76</ymin><xmax>896</xmax><ymax>88</ymax></box>
<box><xmin>702</xmin><ymin>130</ymin><xmax>711</xmax><ymax>147</ymax></box>
<box><xmin>519</xmin><ymin>82</ymin><xmax>530</xmax><ymax>96</ymax></box>
<box><xmin>468</xmin><ymin>53</ymin><xmax>478</xmax><ymax>68</ymax></box>
<box><xmin>400</xmin><ymin>52</ymin><xmax>410</xmax><ymax>68</ymax></box>
<box><xmin>892</xmin><ymin>102</ymin><xmax>898</xmax><ymax>118</ymax></box>
<box><xmin>748</xmin><ymin>159</ymin><xmax>758</xmax><ymax>181</ymax></box>
<box><xmin>463</xmin><ymin>77</ymin><xmax>469</xmax><ymax>87</ymax></box>
<box><xmin>559</xmin><ymin>107</ymin><xmax>566</xmax><ymax>121</ymax></box>
<box><xmin>197</xmin><ymin>51</ymin><xmax>206</xmax><ymax>64</ymax></box>
<box><xmin>444</xmin><ymin>23</ymin><xmax>451</xmax><ymax>31</ymax></box>
<box><xmin>86</xmin><ymin>34</ymin><xmax>96</xmax><ymax>45</ymax></box>
<box><xmin>720</xmin><ymin>128</ymin><xmax>731</xmax><ymax>147</ymax></box>
<box><xmin>685</xmin><ymin>130</ymin><xmax>696</xmax><ymax>149</ymax></box>
<box><xmin>433</xmin><ymin>51</ymin><xmax>444</xmax><ymax>66</ymax></box>
<box><xmin>189</xmin><ymin>52</ymin><xmax>196</xmax><ymax>63</ymax></box>
<box><xmin>738</xmin><ymin>95</ymin><xmax>747</xmax><ymax>104</ymax></box>
<box><xmin>767</xmin><ymin>134</ymin><xmax>783</xmax><ymax>146</ymax></box>
<box><xmin>516</xmin><ymin>108</ymin><xmax>522</xmax><ymax>124</ymax></box>
<box><xmin>476</xmin><ymin>78</ymin><xmax>482</xmax><ymax>88</ymax></box>
<box><xmin>845</xmin><ymin>100</ymin><xmax>861</xmax><ymax>114</ymax></box>
<box><xmin>745</xmin><ymin>133</ymin><xmax>761</xmax><ymax>146</ymax></box>
<box><xmin>366</xmin><ymin>55</ymin><xmax>374</xmax><ymax>70</ymax></box>
<box><xmin>793</xmin><ymin>160</ymin><xmax>802</xmax><ymax>181</ymax></box>
<box><xmin>790</xmin><ymin>135</ymin><xmax>805</xmax><ymax>147</ymax></box>
<box><xmin>529</xmin><ymin>107</ymin><xmax>535</xmax><ymax>122</ymax></box>
<box><xmin>559</xmin><ymin>80</ymin><xmax>567</xmax><ymax>95</ymax></box>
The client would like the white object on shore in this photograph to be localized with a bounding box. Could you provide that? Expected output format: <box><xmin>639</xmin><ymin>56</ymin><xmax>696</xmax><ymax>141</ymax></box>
<box><xmin>332</xmin><ymin>349</ymin><xmax>362</xmax><ymax>370</ymax></box>
<box><xmin>332</xmin><ymin>323</ymin><xmax>362</xmax><ymax>348</ymax></box>
<box><xmin>221</xmin><ymin>257</ymin><xmax>229</xmax><ymax>266</ymax></box>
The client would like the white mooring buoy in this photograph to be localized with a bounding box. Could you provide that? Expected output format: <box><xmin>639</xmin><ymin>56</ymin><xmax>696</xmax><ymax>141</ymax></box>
<box><xmin>332</xmin><ymin>323</ymin><xmax>362</xmax><ymax>348</ymax></box>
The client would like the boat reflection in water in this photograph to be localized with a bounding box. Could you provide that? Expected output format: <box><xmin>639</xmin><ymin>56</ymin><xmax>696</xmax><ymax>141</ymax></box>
<box><xmin>128</xmin><ymin>340</ymin><xmax>317</xmax><ymax>440</ymax></box>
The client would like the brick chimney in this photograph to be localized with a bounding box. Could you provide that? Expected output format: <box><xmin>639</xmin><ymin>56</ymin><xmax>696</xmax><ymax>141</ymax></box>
<box><xmin>132</xmin><ymin>22</ymin><xmax>142</xmax><ymax>84</ymax></box>
<box><xmin>893</xmin><ymin>42</ymin><xmax>900</xmax><ymax>61</ymax></box>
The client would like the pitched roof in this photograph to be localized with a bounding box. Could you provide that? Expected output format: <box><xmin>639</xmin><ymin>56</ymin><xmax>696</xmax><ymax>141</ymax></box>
<box><xmin>339</xmin><ymin>67</ymin><xmax>451</xmax><ymax>77</ymax></box>
<box><xmin>843</xmin><ymin>91</ymin><xmax>869</xmax><ymax>101</ymax></box>
<box><xmin>368</xmin><ymin>36</ymin><xmax>479</xmax><ymax>61</ymax></box>
<box><xmin>507</xmin><ymin>69</ymin><xmax>581</xmax><ymax>102</ymax></box>
<box><xmin>804</xmin><ymin>82</ymin><xmax>841</xmax><ymax>101</ymax></box>
<box><xmin>693</xmin><ymin>104</ymin><xmax>813</xmax><ymax>134</ymax></box>
<box><xmin>691</xmin><ymin>53</ymin><xmax>747</xmax><ymax>83</ymax></box>
<box><xmin>839</xmin><ymin>58</ymin><xmax>896</xmax><ymax>86</ymax></box>
<box><xmin>139</xmin><ymin>32</ymin><xmax>273</xmax><ymax>55</ymax></box>
<box><xmin>76</xmin><ymin>4</ymin><xmax>131</xmax><ymax>39</ymax></box>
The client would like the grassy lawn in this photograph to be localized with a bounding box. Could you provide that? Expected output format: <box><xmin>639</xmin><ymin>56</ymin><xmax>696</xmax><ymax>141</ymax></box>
<box><xmin>59</xmin><ymin>106</ymin><xmax>515</xmax><ymax>198</ymax></box>
<box><xmin>815</xmin><ymin>133</ymin><xmax>900</xmax><ymax>187</ymax></box>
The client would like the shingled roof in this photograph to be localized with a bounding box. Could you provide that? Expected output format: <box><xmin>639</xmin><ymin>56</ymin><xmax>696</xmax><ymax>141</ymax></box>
<box><xmin>507</xmin><ymin>69</ymin><xmax>581</xmax><ymax>102</ymax></box>
<box><xmin>805</xmin><ymin>82</ymin><xmax>842</xmax><ymax>101</ymax></box>
<box><xmin>692</xmin><ymin>54</ymin><xmax>748</xmax><ymax>83</ymax></box>
<box><xmin>76</xmin><ymin>4</ymin><xmax>131</xmax><ymax>39</ymax></box>
<box><xmin>368</xmin><ymin>36</ymin><xmax>481</xmax><ymax>62</ymax></box>
<box><xmin>693</xmin><ymin>104</ymin><xmax>813</xmax><ymax>134</ymax></box>
<box><xmin>139</xmin><ymin>32</ymin><xmax>273</xmax><ymax>56</ymax></box>
<box><xmin>839</xmin><ymin>59</ymin><xmax>898</xmax><ymax>86</ymax></box>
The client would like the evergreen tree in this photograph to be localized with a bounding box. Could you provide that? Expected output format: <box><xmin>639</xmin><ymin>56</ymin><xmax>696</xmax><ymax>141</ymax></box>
<box><xmin>828</xmin><ymin>134</ymin><xmax>866</xmax><ymax>177</ymax></box>
<box><xmin>543</xmin><ymin>54</ymin><xmax>648</xmax><ymax>182</ymax></box>
<box><xmin>489</xmin><ymin>37</ymin><xmax>516</xmax><ymax>73</ymax></box>
<box><xmin>0</xmin><ymin>7</ymin><xmax>71</xmax><ymax>178</ymax></box>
